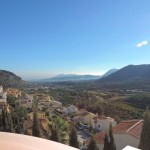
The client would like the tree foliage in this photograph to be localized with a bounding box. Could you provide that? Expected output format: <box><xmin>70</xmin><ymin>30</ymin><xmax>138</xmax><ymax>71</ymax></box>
<box><xmin>139</xmin><ymin>107</ymin><xmax>150</xmax><ymax>150</ymax></box>
<box><xmin>50</xmin><ymin>117</ymin><xmax>69</xmax><ymax>144</ymax></box>
<box><xmin>87</xmin><ymin>138</ymin><xmax>99</xmax><ymax>150</ymax></box>
<box><xmin>32</xmin><ymin>110</ymin><xmax>41</xmax><ymax>137</ymax></box>
<box><xmin>69</xmin><ymin>126</ymin><xmax>79</xmax><ymax>148</ymax></box>
<box><xmin>103</xmin><ymin>123</ymin><xmax>116</xmax><ymax>150</ymax></box>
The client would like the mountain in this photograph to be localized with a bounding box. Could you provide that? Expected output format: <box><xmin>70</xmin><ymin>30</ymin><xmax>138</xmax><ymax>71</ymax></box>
<box><xmin>98</xmin><ymin>64</ymin><xmax>150</xmax><ymax>83</ymax></box>
<box><xmin>43</xmin><ymin>74</ymin><xmax>101</xmax><ymax>82</ymax></box>
<box><xmin>102</xmin><ymin>69</ymin><xmax>118</xmax><ymax>77</ymax></box>
<box><xmin>0</xmin><ymin>70</ymin><xmax>24</xmax><ymax>87</ymax></box>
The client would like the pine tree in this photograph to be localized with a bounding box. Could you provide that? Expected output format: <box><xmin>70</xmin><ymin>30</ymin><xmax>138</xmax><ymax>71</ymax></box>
<box><xmin>139</xmin><ymin>107</ymin><xmax>150</xmax><ymax>150</ymax></box>
<box><xmin>69</xmin><ymin>127</ymin><xmax>79</xmax><ymax>148</ymax></box>
<box><xmin>32</xmin><ymin>110</ymin><xmax>41</xmax><ymax>137</ymax></box>
<box><xmin>87</xmin><ymin>138</ymin><xmax>99</xmax><ymax>150</ymax></box>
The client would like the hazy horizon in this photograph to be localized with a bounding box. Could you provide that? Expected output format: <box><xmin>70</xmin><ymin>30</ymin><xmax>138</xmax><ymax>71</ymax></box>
<box><xmin>15</xmin><ymin>70</ymin><xmax>106</xmax><ymax>80</ymax></box>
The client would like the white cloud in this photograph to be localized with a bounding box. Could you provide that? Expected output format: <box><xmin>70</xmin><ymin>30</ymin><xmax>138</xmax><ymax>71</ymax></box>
<box><xmin>136</xmin><ymin>40</ymin><xmax>148</xmax><ymax>47</ymax></box>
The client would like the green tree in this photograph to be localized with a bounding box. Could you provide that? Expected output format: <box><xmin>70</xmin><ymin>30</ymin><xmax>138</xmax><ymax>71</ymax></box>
<box><xmin>109</xmin><ymin>123</ymin><xmax>116</xmax><ymax>150</ymax></box>
<box><xmin>139</xmin><ymin>107</ymin><xmax>150</xmax><ymax>150</ymax></box>
<box><xmin>69</xmin><ymin>126</ymin><xmax>79</xmax><ymax>148</ymax></box>
<box><xmin>0</xmin><ymin>106</ymin><xmax>14</xmax><ymax>132</ymax></box>
<box><xmin>6</xmin><ymin>109</ymin><xmax>14</xmax><ymax>132</ymax></box>
<box><xmin>87</xmin><ymin>138</ymin><xmax>99</xmax><ymax>150</ymax></box>
<box><xmin>50</xmin><ymin>117</ymin><xmax>69</xmax><ymax>144</ymax></box>
<box><xmin>103</xmin><ymin>123</ymin><xmax>116</xmax><ymax>150</ymax></box>
<box><xmin>1</xmin><ymin>107</ymin><xmax>6</xmax><ymax>131</ymax></box>
<box><xmin>103</xmin><ymin>133</ymin><xmax>109</xmax><ymax>150</ymax></box>
<box><xmin>32</xmin><ymin>110</ymin><xmax>41</xmax><ymax>137</ymax></box>
<box><xmin>12</xmin><ymin>106</ymin><xmax>28</xmax><ymax>133</ymax></box>
<box><xmin>50</xmin><ymin>126</ymin><xmax>59</xmax><ymax>142</ymax></box>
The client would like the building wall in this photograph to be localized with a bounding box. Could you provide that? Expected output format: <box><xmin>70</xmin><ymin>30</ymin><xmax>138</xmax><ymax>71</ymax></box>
<box><xmin>92</xmin><ymin>119</ymin><xmax>117</xmax><ymax>131</ymax></box>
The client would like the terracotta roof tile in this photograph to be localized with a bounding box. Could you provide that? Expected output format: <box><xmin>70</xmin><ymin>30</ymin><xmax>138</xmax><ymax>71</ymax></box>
<box><xmin>113</xmin><ymin>120</ymin><xmax>140</xmax><ymax>133</ymax></box>
<box><xmin>127</xmin><ymin>120</ymin><xmax>143</xmax><ymax>138</ymax></box>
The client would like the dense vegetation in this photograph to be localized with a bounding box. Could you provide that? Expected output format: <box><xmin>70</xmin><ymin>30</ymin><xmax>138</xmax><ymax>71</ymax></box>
<box><xmin>139</xmin><ymin>108</ymin><xmax>150</xmax><ymax>150</ymax></box>
<box><xmin>42</xmin><ymin>88</ymin><xmax>144</xmax><ymax>121</ymax></box>
<box><xmin>123</xmin><ymin>94</ymin><xmax>150</xmax><ymax>109</ymax></box>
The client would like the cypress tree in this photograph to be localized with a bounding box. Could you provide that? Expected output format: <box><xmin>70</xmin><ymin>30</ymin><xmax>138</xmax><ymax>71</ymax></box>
<box><xmin>7</xmin><ymin>112</ymin><xmax>14</xmax><ymax>132</ymax></box>
<box><xmin>32</xmin><ymin>110</ymin><xmax>41</xmax><ymax>137</ymax></box>
<box><xmin>103</xmin><ymin>123</ymin><xmax>116</xmax><ymax>150</ymax></box>
<box><xmin>103</xmin><ymin>133</ymin><xmax>109</xmax><ymax>150</ymax></box>
<box><xmin>69</xmin><ymin>127</ymin><xmax>79</xmax><ymax>148</ymax></box>
<box><xmin>109</xmin><ymin>123</ymin><xmax>116</xmax><ymax>150</ymax></box>
<box><xmin>1</xmin><ymin>108</ymin><xmax>6</xmax><ymax>130</ymax></box>
<box><xmin>87</xmin><ymin>138</ymin><xmax>99</xmax><ymax>150</ymax></box>
<box><xmin>139</xmin><ymin>107</ymin><xmax>150</xmax><ymax>150</ymax></box>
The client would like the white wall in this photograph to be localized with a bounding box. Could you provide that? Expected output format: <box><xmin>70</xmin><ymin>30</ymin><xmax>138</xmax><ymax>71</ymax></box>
<box><xmin>92</xmin><ymin>119</ymin><xmax>117</xmax><ymax>131</ymax></box>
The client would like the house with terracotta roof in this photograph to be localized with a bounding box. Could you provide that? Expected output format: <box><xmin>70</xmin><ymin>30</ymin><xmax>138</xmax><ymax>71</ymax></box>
<box><xmin>79</xmin><ymin>111</ymin><xmax>97</xmax><ymax>125</ymax></box>
<box><xmin>36</xmin><ymin>94</ymin><xmax>51</xmax><ymax>104</ymax></box>
<box><xmin>6</xmin><ymin>88</ymin><xmax>21</xmax><ymax>98</ymax></box>
<box><xmin>36</xmin><ymin>94</ymin><xmax>51</xmax><ymax>110</ymax></box>
<box><xmin>88</xmin><ymin>120</ymin><xmax>143</xmax><ymax>150</ymax></box>
<box><xmin>24</xmin><ymin>110</ymin><xmax>50</xmax><ymax>136</ymax></box>
<box><xmin>92</xmin><ymin>115</ymin><xmax>117</xmax><ymax>131</ymax></box>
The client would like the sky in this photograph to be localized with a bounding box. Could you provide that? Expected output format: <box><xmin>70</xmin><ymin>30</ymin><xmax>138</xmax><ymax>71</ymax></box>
<box><xmin>0</xmin><ymin>0</ymin><xmax>150</xmax><ymax>80</ymax></box>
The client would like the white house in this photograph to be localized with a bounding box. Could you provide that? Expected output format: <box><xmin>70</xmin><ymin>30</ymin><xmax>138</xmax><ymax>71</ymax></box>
<box><xmin>62</xmin><ymin>105</ymin><xmax>78</xmax><ymax>115</ymax></box>
<box><xmin>90</xmin><ymin>120</ymin><xmax>143</xmax><ymax>150</ymax></box>
<box><xmin>92</xmin><ymin>116</ymin><xmax>117</xmax><ymax>131</ymax></box>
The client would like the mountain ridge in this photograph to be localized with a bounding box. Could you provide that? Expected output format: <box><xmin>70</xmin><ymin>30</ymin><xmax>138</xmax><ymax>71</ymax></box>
<box><xmin>98</xmin><ymin>64</ymin><xmax>150</xmax><ymax>83</ymax></box>
<box><xmin>0</xmin><ymin>70</ymin><xmax>24</xmax><ymax>87</ymax></box>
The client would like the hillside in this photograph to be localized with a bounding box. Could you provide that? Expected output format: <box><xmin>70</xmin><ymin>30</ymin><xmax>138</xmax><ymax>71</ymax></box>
<box><xmin>98</xmin><ymin>64</ymin><xmax>150</xmax><ymax>83</ymax></box>
<box><xmin>101</xmin><ymin>69</ymin><xmax>118</xmax><ymax>77</ymax></box>
<box><xmin>0</xmin><ymin>70</ymin><xmax>24</xmax><ymax>87</ymax></box>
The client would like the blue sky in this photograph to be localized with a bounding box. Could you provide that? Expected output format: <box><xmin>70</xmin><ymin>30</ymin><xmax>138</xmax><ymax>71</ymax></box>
<box><xmin>0</xmin><ymin>0</ymin><xmax>150</xmax><ymax>80</ymax></box>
